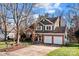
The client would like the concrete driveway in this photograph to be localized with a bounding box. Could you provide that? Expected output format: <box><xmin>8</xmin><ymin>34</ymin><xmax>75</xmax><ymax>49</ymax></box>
<box><xmin>0</xmin><ymin>45</ymin><xmax>60</xmax><ymax>56</ymax></box>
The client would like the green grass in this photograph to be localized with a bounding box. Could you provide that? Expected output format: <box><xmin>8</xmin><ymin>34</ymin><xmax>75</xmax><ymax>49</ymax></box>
<box><xmin>0</xmin><ymin>41</ymin><xmax>15</xmax><ymax>49</ymax></box>
<box><xmin>0</xmin><ymin>40</ymin><xmax>32</xmax><ymax>49</ymax></box>
<box><xmin>0</xmin><ymin>42</ymin><xmax>7</xmax><ymax>49</ymax></box>
<box><xmin>47</xmin><ymin>43</ymin><xmax>79</xmax><ymax>56</ymax></box>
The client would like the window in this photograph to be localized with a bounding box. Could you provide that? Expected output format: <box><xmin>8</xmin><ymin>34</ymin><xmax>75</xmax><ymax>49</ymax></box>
<box><xmin>45</xmin><ymin>25</ymin><xmax>52</xmax><ymax>30</ymax></box>
<box><xmin>36</xmin><ymin>26</ymin><xmax>42</xmax><ymax>30</ymax></box>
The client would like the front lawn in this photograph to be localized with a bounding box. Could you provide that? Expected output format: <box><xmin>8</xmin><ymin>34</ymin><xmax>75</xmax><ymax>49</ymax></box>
<box><xmin>0</xmin><ymin>42</ymin><xmax>6</xmax><ymax>49</ymax></box>
<box><xmin>47</xmin><ymin>43</ymin><xmax>79</xmax><ymax>56</ymax></box>
<box><xmin>0</xmin><ymin>41</ymin><xmax>15</xmax><ymax>49</ymax></box>
<box><xmin>0</xmin><ymin>41</ymin><xmax>31</xmax><ymax>49</ymax></box>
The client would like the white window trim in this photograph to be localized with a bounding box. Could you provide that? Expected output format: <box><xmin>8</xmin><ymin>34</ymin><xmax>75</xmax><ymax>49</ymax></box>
<box><xmin>45</xmin><ymin>25</ymin><xmax>52</xmax><ymax>31</ymax></box>
<box><xmin>36</xmin><ymin>26</ymin><xmax>42</xmax><ymax>30</ymax></box>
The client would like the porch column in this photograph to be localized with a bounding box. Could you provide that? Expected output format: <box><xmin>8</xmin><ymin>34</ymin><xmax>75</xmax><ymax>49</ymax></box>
<box><xmin>38</xmin><ymin>36</ymin><xmax>39</xmax><ymax>42</ymax></box>
<box><xmin>41</xmin><ymin>36</ymin><xmax>42</xmax><ymax>42</ymax></box>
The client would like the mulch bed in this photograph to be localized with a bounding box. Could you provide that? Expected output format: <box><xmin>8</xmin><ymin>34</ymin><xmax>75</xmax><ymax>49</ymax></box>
<box><xmin>0</xmin><ymin>44</ymin><xmax>25</xmax><ymax>52</ymax></box>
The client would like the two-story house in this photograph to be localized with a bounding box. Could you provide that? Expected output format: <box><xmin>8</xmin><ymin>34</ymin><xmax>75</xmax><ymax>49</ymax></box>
<box><xmin>26</xmin><ymin>16</ymin><xmax>68</xmax><ymax>45</ymax></box>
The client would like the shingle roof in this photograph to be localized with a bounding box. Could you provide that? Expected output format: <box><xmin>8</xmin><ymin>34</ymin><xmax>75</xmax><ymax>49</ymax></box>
<box><xmin>40</xmin><ymin>18</ymin><xmax>52</xmax><ymax>25</ymax></box>
<box><xmin>46</xmin><ymin>17</ymin><xmax>58</xmax><ymax>23</ymax></box>
<box><xmin>27</xmin><ymin>16</ymin><xmax>66</xmax><ymax>33</ymax></box>
<box><xmin>54</xmin><ymin>27</ymin><xmax>65</xmax><ymax>33</ymax></box>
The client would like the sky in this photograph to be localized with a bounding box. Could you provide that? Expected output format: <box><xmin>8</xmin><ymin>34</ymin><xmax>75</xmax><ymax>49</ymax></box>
<box><xmin>32</xmin><ymin>3</ymin><xmax>79</xmax><ymax>28</ymax></box>
<box><xmin>1</xmin><ymin>3</ymin><xmax>79</xmax><ymax>20</ymax></box>
<box><xmin>0</xmin><ymin>3</ymin><xmax>79</xmax><ymax>28</ymax></box>
<box><xmin>32</xmin><ymin>3</ymin><xmax>79</xmax><ymax>18</ymax></box>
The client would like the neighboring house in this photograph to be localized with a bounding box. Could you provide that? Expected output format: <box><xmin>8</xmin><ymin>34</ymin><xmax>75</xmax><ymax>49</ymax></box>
<box><xmin>7</xmin><ymin>32</ymin><xmax>15</xmax><ymax>39</ymax></box>
<box><xmin>7</xmin><ymin>23</ymin><xmax>16</xmax><ymax>39</ymax></box>
<box><xmin>0</xmin><ymin>18</ymin><xmax>16</xmax><ymax>40</ymax></box>
<box><xmin>26</xmin><ymin>16</ymin><xmax>68</xmax><ymax>45</ymax></box>
<box><xmin>1</xmin><ymin>22</ymin><xmax>15</xmax><ymax>39</ymax></box>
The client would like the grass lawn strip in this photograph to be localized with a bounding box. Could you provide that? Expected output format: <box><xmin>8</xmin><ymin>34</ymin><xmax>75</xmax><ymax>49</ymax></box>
<box><xmin>47</xmin><ymin>43</ymin><xmax>79</xmax><ymax>56</ymax></box>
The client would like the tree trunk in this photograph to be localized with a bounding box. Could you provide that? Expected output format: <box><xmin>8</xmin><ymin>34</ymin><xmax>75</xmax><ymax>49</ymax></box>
<box><xmin>4</xmin><ymin>21</ymin><xmax>7</xmax><ymax>41</ymax></box>
<box><xmin>16</xmin><ymin>24</ymin><xmax>20</xmax><ymax>44</ymax></box>
<box><xmin>31</xmin><ymin>31</ymin><xmax>35</xmax><ymax>44</ymax></box>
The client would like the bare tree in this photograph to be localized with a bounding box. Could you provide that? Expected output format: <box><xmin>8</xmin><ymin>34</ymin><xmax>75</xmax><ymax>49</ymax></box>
<box><xmin>66</xmin><ymin>4</ymin><xmax>79</xmax><ymax>43</ymax></box>
<box><xmin>0</xmin><ymin>3</ymin><xmax>36</xmax><ymax>44</ymax></box>
<box><xmin>0</xmin><ymin>4</ymin><xmax>8</xmax><ymax>41</ymax></box>
<box><xmin>2</xmin><ymin>3</ymin><xmax>35</xmax><ymax>44</ymax></box>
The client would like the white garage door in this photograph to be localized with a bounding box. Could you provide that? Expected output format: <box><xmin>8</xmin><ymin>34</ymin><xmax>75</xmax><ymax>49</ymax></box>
<box><xmin>53</xmin><ymin>36</ymin><xmax>63</xmax><ymax>44</ymax></box>
<box><xmin>44</xmin><ymin>36</ymin><xmax>52</xmax><ymax>44</ymax></box>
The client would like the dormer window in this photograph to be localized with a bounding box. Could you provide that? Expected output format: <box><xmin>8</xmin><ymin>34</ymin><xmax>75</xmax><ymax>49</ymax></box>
<box><xmin>36</xmin><ymin>26</ymin><xmax>42</xmax><ymax>30</ymax></box>
<box><xmin>45</xmin><ymin>25</ymin><xmax>52</xmax><ymax>30</ymax></box>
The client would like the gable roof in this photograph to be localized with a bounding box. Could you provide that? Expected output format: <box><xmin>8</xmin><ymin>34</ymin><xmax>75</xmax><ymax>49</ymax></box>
<box><xmin>26</xmin><ymin>16</ymin><xmax>66</xmax><ymax>33</ymax></box>
<box><xmin>28</xmin><ymin>16</ymin><xmax>62</xmax><ymax>28</ymax></box>
<box><xmin>34</xmin><ymin>16</ymin><xmax>60</xmax><ymax>25</ymax></box>
<box><xmin>40</xmin><ymin>18</ymin><xmax>53</xmax><ymax>25</ymax></box>
<box><xmin>36</xmin><ymin>16</ymin><xmax>58</xmax><ymax>25</ymax></box>
<box><xmin>46</xmin><ymin>17</ymin><xmax>58</xmax><ymax>23</ymax></box>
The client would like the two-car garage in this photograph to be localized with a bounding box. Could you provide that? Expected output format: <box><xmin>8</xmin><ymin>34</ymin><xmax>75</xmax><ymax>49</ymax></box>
<box><xmin>44</xmin><ymin>35</ymin><xmax>64</xmax><ymax>44</ymax></box>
